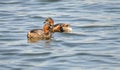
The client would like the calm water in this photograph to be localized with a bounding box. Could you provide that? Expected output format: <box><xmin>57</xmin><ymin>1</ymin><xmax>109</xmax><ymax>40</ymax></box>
<box><xmin>0</xmin><ymin>0</ymin><xmax>120</xmax><ymax>70</ymax></box>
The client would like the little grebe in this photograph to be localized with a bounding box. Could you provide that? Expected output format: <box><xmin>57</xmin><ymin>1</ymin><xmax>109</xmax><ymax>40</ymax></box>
<box><xmin>27</xmin><ymin>17</ymin><xmax>72</xmax><ymax>40</ymax></box>
<box><xmin>43</xmin><ymin>17</ymin><xmax>72</xmax><ymax>32</ymax></box>
<box><xmin>27</xmin><ymin>17</ymin><xmax>54</xmax><ymax>40</ymax></box>
<box><xmin>52</xmin><ymin>23</ymin><xmax>72</xmax><ymax>32</ymax></box>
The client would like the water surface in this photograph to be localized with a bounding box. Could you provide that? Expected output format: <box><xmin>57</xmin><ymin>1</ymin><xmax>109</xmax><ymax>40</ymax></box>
<box><xmin>0</xmin><ymin>0</ymin><xmax>120</xmax><ymax>70</ymax></box>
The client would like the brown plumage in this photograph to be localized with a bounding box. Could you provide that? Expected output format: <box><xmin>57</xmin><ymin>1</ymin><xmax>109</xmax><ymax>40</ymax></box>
<box><xmin>27</xmin><ymin>17</ymin><xmax>54</xmax><ymax>40</ymax></box>
<box><xmin>44</xmin><ymin>17</ymin><xmax>54</xmax><ymax>26</ymax></box>
<box><xmin>27</xmin><ymin>17</ymin><xmax>72</xmax><ymax>41</ymax></box>
<box><xmin>52</xmin><ymin>23</ymin><xmax>72</xmax><ymax>32</ymax></box>
<box><xmin>44</xmin><ymin>17</ymin><xmax>72</xmax><ymax>32</ymax></box>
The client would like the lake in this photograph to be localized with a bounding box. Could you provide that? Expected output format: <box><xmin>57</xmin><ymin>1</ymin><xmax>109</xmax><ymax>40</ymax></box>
<box><xmin>0</xmin><ymin>0</ymin><xmax>120</xmax><ymax>70</ymax></box>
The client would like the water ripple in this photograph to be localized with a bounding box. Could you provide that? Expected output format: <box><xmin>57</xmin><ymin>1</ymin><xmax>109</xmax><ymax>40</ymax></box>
<box><xmin>0</xmin><ymin>0</ymin><xmax>120</xmax><ymax>70</ymax></box>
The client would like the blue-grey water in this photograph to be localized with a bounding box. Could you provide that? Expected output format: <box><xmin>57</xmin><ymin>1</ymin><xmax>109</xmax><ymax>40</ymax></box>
<box><xmin>0</xmin><ymin>0</ymin><xmax>120</xmax><ymax>70</ymax></box>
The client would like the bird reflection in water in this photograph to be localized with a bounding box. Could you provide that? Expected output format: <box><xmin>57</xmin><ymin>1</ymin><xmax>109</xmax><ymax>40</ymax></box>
<box><xmin>27</xmin><ymin>37</ymin><xmax>52</xmax><ymax>43</ymax></box>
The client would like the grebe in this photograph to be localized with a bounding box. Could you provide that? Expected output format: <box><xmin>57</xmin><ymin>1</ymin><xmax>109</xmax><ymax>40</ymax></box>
<box><xmin>27</xmin><ymin>17</ymin><xmax>72</xmax><ymax>40</ymax></box>
<box><xmin>46</xmin><ymin>17</ymin><xmax>72</xmax><ymax>32</ymax></box>
<box><xmin>52</xmin><ymin>23</ymin><xmax>72</xmax><ymax>32</ymax></box>
<box><xmin>27</xmin><ymin>17</ymin><xmax>54</xmax><ymax>40</ymax></box>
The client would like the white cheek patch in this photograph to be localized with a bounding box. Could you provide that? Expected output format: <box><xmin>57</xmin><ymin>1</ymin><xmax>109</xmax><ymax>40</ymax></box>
<box><xmin>63</xmin><ymin>27</ymin><xmax>72</xmax><ymax>32</ymax></box>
